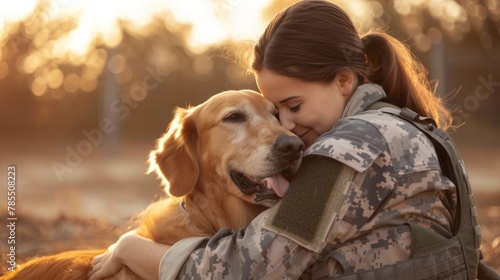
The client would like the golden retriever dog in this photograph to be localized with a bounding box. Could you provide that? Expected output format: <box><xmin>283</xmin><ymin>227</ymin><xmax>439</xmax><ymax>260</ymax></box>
<box><xmin>2</xmin><ymin>90</ymin><xmax>303</xmax><ymax>280</ymax></box>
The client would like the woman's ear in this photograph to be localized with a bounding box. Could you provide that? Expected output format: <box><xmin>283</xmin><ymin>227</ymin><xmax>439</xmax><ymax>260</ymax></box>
<box><xmin>335</xmin><ymin>69</ymin><xmax>356</xmax><ymax>96</ymax></box>
<box><xmin>148</xmin><ymin>107</ymin><xmax>200</xmax><ymax>197</ymax></box>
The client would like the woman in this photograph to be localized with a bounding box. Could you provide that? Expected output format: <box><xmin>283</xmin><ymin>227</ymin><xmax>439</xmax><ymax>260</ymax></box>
<box><xmin>88</xmin><ymin>1</ymin><xmax>473</xmax><ymax>279</ymax></box>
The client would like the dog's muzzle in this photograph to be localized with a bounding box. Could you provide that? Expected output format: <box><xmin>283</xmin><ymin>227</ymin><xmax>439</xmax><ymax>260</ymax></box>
<box><xmin>230</xmin><ymin>134</ymin><xmax>304</xmax><ymax>204</ymax></box>
<box><xmin>229</xmin><ymin>170</ymin><xmax>268</xmax><ymax>195</ymax></box>
<box><xmin>229</xmin><ymin>170</ymin><xmax>281</xmax><ymax>203</ymax></box>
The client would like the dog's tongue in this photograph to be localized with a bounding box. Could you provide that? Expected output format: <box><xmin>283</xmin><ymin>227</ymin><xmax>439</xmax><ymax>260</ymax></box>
<box><xmin>262</xmin><ymin>173</ymin><xmax>290</xmax><ymax>197</ymax></box>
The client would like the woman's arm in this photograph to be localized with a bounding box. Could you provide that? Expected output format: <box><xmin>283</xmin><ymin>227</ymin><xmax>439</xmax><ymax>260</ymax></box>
<box><xmin>90</xmin><ymin>156</ymin><xmax>363</xmax><ymax>279</ymax></box>
<box><xmin>162</xmin><ymin>156</ymin><xmax>351</xmax><ymax>279</ymax></box>
<box><xmin>88</xmin><ymin>230</ymin><xmax>171</xmax><ymax>280</ymax></box>
<box><xmin>162</xmin><ymin>212</ymin><xmax>316</xmax><ymax>279</ymax></box>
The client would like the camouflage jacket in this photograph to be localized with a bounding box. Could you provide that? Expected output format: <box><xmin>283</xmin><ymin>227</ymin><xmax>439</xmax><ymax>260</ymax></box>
<box><xmin>159</xmin><ymin>84</ymin><xmax>457</xmax><ymax>279</ymax></box>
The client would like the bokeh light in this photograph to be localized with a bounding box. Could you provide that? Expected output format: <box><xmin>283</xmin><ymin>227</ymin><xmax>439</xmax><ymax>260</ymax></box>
<box><xmin>0</xmin><ymin>0</ymin><xmax>498</xmax><ymax>98</ymax></box>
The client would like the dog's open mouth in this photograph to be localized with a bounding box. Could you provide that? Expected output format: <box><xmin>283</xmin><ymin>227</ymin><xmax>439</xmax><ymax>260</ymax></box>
<box><xmin>229</xmin><ymin>170</ymin><xmax>290</xmax><ymax>203</ymax></box>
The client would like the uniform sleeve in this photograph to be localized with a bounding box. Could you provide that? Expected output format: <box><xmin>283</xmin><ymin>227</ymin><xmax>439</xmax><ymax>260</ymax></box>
<box><xmin>160</xmin><ymin>209</ymin><xmax>316</xmax><ymax>280</ymax></box>
<box><xmin>159</xmin><ymin>237</ymin><xmax>207</xmax><ymax>279</ymax></box>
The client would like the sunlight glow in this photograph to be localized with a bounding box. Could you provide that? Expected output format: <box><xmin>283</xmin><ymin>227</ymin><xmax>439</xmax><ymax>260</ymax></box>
<box><xmin>0</xmin><ymin>0</ymin><xmax>496</xmax><ymax>97</ymax></box>
<box><xmin>26</xmin><ymin>0</ymin><xmax>272</xmax><ymax>59</ymax></box>
<box><xmin>0</xmin><ymin>0</ymin><xmax>38</xmax><ymax>24</ymax></box>
<box><xmin>163</xmin><ymin>0</ymin><xmax>270</xmax><ymax>53</ymax></box>
<box><xmin>0</xmin><ymin>0</ymin><xmax>276</xmax><ymax>96</ymax></box>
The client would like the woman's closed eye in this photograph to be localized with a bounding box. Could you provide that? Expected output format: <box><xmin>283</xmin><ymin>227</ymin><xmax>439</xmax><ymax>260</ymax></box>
<box><xmin>290</xmin><ymin>104</ymin><xmax>301</xmax><ymax>112</ymax></box>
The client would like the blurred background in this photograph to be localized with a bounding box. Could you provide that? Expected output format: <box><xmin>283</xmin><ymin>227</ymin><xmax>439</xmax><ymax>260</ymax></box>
<box><xmin>0</xmin><ymin>0</ymin><xmax>499</xmax><ymax>272</ymax></box>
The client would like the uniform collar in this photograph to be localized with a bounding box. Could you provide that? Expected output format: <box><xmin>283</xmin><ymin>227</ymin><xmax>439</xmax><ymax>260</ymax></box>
<box><xmin>341</xmin><ymin>83</ymin><xmax>387</xmax><ymax>118</ymax></box>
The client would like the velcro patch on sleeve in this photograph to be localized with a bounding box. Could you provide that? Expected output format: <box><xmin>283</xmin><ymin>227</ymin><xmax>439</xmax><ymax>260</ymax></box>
<box><xmin>263</xmin><ymin>156</ymin><xmax>354</xmax><ymax>252</ymax></box>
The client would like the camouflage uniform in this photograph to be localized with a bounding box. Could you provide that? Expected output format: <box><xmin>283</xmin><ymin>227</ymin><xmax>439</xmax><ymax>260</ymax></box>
<box><xmin>159</xmin><ymin>84</ymin><xmax>457</xmax><ymax>279</ymax></box>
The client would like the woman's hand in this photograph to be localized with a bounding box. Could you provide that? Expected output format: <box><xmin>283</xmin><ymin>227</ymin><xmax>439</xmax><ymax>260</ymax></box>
<box><xmin>87</xmin><ymin>230</ymin><xmax>170</xmax><ymax>280</ymax></box>
<box><xmin>87</xmin><ymin>230</ymin><xmax>137</xmax><ymax>280</ymax></box>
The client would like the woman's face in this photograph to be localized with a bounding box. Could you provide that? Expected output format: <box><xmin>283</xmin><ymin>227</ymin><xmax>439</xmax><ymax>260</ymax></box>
<box><xmin>256</xmin><ymin>69</ymin><xmax>351</xmax><ymax>148</ymax></box>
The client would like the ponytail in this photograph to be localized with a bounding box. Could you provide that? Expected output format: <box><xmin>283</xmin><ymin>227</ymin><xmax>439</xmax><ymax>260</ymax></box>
<box><xmin>361</xmin><ymin>31</ymin><xmax>453</xmax><ymax>130</ymax></box>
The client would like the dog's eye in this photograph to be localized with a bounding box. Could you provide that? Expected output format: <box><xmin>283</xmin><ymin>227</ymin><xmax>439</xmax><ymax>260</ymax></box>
<box><xmin>224</xmin><ymin>112</ymin><xmax>245</xmax><ymax>123</ymax></box>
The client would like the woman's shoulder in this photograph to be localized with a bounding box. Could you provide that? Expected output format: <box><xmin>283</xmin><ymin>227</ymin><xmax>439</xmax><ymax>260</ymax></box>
<box><xmin>315</xmin><ymin>111</ymin><xmax>396</xmax><ymax>152</ymax></box>
<box><xmin>304</xmin><ymin>114</ymin><xmax>387</xmax><ymax>173</ymax></box>
<box><xmin>349</xmin><ymin>110</ymin><xmax>436</xmax><ymax>151</ymax></box>
<box><xmin>305</xmin><ymin>111</ymin><xmax>439</xmax><ymax>174</ymax></box>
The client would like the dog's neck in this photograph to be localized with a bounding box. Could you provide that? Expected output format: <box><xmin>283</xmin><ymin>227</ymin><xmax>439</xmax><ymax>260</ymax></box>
<box><xmin>182</xmin><ymin>193</ymin><xmax>266</xmax><ymax>234</ymax></box>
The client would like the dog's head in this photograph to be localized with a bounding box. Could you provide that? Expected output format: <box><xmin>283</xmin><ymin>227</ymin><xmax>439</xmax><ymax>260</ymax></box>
<box><xmin>149</xmin><ymin>90</ymin><xmax>303</xmax><ymax>207</ymax></box>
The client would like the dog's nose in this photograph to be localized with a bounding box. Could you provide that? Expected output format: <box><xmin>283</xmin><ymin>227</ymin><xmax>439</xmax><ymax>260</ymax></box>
<box><xmin>275</xmin><ymin>135</ymin><xmax>304</xmax><ymax>163</ymax></box>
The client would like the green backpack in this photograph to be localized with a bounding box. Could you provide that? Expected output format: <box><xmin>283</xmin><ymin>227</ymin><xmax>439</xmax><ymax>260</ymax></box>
<box><xmin>366</xmin><ymin>103</ymin><xmax>499</xmax><ymax>280</ymax></box>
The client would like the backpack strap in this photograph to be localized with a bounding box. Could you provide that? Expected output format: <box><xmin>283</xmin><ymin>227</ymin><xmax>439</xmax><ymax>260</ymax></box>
<box><xmin>366</xmin><ymin>102</ymin><xmax>486</xmax><ymax>279</ymax></box>
<box><xmin>368</xmin><ymin>101</ymin><xmax>438</xmax><ymax>127</ymax></box>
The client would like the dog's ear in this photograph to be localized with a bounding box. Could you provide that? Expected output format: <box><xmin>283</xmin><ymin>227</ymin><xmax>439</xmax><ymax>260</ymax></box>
<box><xmin>148</xmin><ymin>107</ymin><xmax>200</xmax><ymax>197</ymax></box>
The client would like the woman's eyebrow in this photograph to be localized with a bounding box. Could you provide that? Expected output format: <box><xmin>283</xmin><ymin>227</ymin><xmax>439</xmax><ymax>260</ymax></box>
<box><xmin>279</xmin><ymin>96</ymin><xmax>299</xmax><ymax>104</ymax></box>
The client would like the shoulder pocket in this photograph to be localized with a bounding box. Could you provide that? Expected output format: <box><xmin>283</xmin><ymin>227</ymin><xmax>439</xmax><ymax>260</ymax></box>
<box><xmin>264</xmin><ymin>157</ymin><xmax>355</xmax><ymax>253</ymax></box>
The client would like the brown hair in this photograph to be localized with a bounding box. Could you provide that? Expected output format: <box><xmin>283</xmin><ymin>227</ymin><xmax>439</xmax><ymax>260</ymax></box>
<box><xmin>251</xmin><ymin>0</ymin><xmax>452</xmax><ymax>130</ymax></box>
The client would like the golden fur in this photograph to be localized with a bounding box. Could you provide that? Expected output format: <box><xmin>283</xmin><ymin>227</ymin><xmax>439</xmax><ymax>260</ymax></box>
<box><xmin>2</xmin><ymin>90</ymin><xmax>302</xmax><ymax>280</ymax></box>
